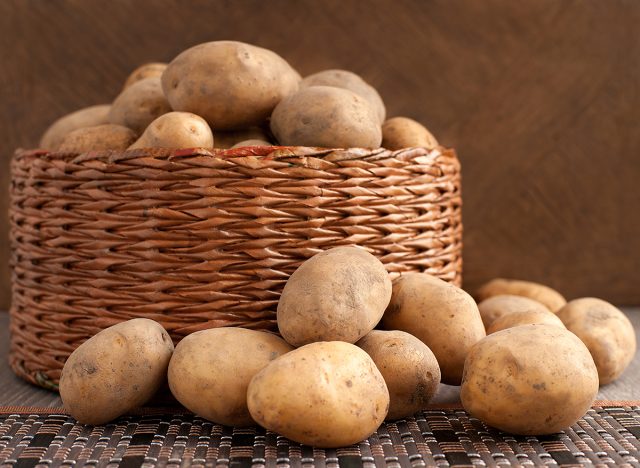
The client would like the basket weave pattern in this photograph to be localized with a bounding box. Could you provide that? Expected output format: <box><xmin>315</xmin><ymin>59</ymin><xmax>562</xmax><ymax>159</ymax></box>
<box><xmin>9</xmin><ymin>146</ymin><xmax>462</xmax><ymax>389</ymax></box>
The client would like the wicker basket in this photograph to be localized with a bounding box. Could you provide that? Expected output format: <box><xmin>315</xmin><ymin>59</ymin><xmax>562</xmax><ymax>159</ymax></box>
<box><xmin>9</xmin><ymin>146</ymin><xmax>462</xmax><ymax>390</ymax></box>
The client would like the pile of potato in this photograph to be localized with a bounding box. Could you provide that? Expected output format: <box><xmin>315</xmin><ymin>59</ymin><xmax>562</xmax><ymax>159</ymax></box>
<box><xmin>39</xmin><ymin>41</ymin><xmax>439</xmax><ymax>153</ymax></box>
<box><xmin>60</xmin><ymin>245</ymin><xmax>636</xmax><ymax>447</ymax></box>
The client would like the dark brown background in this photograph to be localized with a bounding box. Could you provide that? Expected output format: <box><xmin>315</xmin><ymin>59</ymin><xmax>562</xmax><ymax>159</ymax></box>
<box><xmin>1</xmin><ymin>0</ymin><xmax>639</xmax><ymax>310</ymax></box>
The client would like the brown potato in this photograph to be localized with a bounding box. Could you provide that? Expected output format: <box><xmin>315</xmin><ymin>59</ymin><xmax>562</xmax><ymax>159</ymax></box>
<box><xmin>461</xmin><ymin>324</ymin><xmax>599</xmax><ymax>435</ymax></box>
<box><xmin>58</xmin><ymin>124</ymin><xmax>137</xmax><ymax>153</ymax></box>
<box><xmin>40</xmin><ymin>104</ymin><xmax>111</xmax><ymax>150</ymax></box>
<box><xmin>123</xmin><ymin>62</ymin><xmax>167</xmax><ymax>89</ymax></box>
<box><xmin>247</xmin><ymin>341</ymin><xmax>389</xmax><ymax>447</ymax></box>
<box><xmin>109</xmin><ymin>76</ymin><xmax>171</xmax><ymax>134</ymax></box>
<box><xmin>162</xmin><ymin>41</ymin><xmax>300</xmax><ymax>130</ymax></box>
<box><xmin>476</xmin><ymin>278</ymin><xmax>567</xmax><ymax>312</ymax></box>
<box><xmin>478</xmin><ymin>294</ymin><xmax>551</xmax><ymax>330</ymax></box>
<box><xmin>168</xmin><ymin>328</ymin><xmax>293</xmax><ymax>426</ymax></box>
<box><xmin>231</xmin><ymin>139</ymin><xmax>272</xmax><ymax>148</ymax></box>
<box><xmin>214</xmin><ymin>127</ymin><xmax>271</xmax><ymax>149</ymax></box>
<box><xmin>382</xmin><ymin>117</ymin><xmax>438</xmax><ymax>150</ymax></box>
<box><xmin>357</xmin><ymin>330</ymin><xmax>440</xmax><ymax>420</ymax></box>
<box><xmin>382</xmin><ymin>273</ymin><xmax>485</xmax><ymax>385</ymax></box>
<box><xmin>277</xmin><ymin>246</ymin><xmax>392</xmax><ymax>347</ymax></box>
<box><xmin>59</xmin><ymin>318</ymin><xmax>174</xmax><ymax>425</ymax></box>
<box><xmin>301</xmin><ymin>69</ymin><xmax>386</xmax><ymax>123</ymax></box>
<box><xmin>271</xmin><ymin>86</ymin><xmax>382</xmax><ymax>148</ymax></box>
<box><xmin>557</xmin><ymin>298</ymin><xmax>636</xmax><ymax>385</ymax></box>
<box><xmin>129</xmin><ymin>112</ymin><xmax>214</xmax><ymax>149</ymax></box>
<box><xmin>487</xmin><ymin>308</ymin><xmax>565</xmax><ymax>334</ymax></box>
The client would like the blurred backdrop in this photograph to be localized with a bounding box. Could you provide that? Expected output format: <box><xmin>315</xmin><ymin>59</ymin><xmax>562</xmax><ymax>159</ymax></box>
<box><xmin>1</xmin><ymin>0</ymin><xmax>639</xmax><ymax>310</ymax></box>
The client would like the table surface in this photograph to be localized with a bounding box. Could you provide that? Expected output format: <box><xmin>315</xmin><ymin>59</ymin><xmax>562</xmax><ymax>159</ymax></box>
<box><xmin>1</xmin><ymin>309</ymin><xmax>639</xmax><ymax>407</ymax></box>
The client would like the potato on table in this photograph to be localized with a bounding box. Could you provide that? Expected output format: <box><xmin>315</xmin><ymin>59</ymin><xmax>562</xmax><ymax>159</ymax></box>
<box><xmin>476</xmin><ymin>278</ymin><xmax>566</xmax><ymax>312</ymax></box>
<box><xmin>382</xmin><ymin>273</ymin><xmax>485</xmax><ymax>385</ymax></box>
<box><xmin>557</xmin><ymin>297</ymin><xmax>636</xmax><ymax>385</ymax></box>
<box><xmin>461</xmin><ymin>324</ymin><xmax>598</xmax><ymax>435</ymax></box>
<box><xmin>247</xmin><ymin>341</ymin><xmax>389</xmax><ymax>447</ymax></box>
<box><xmin>214</xmin><ymin>127</ymin><xmax>271</xmax><ymax>149</ymax></box>
<box><xmin>40</xmin><ymin>104</ymin><xmax>111</xmax><ymax>150</ymax></box>
<box><xmin>381</xmin><ymin>117</ymin><xmax>438</xmax><ymax>150</ymax></box>
<box><xmin>357</xmin><ymin>330</ymin><xmax>440</xmax><ymax>420</ymax></box>
<box><xmin>486</xmin><ymin>308</ymin><xmax>565</xmax><ymax>334</ymax></box>
<box><xmin>277</xmin><ymin>246</ymin><xmax>392</xmax><ymax>347</ymax></box>
<box><xmin>168</xmin><ymin>328</ymin><xmax>293</xmax><ymax>426</ymax></box>
<box><xmin>59</xmin><ymin>318</ymin><xmax>174</xmax><ymax>425</ymax></box>
<box><xmin>109</xmin><ymin>76</ymin><xmax>172</xmax><ymax>134</ymax></box>
<box><xmin>123</xmin><ymin>62</ymin><xmax>167</xmax><ymax>89</ymax></box>
<box><xmin>129</xmin><ymin>112</ymin><xmax>213</xmax><ymax>149</ymax></box>
<box><xmin>58</xmin><ymin>124</ymin><xmax>137</xmax><ymax>152</ymax></box>
<box><xmin>478</xmin><ymin>294</ymin><xmax>550</xmax><ymax>330</ymax></box>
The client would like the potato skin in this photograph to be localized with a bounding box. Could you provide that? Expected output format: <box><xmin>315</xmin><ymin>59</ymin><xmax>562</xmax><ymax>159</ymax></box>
<box><xmin>478</xmin><ymin>294</ymin><xmax>550</xmax><ymax>330</ymax></box>
<box><xmin>381</xmin><ymin>273</ymin><xmax>485</xmax><ymax>385</ymax></box>
<box><xmin>486</xmin><ymin>309</ymin><xmax>565</xmax><ymax>335</ymax></box>
<box><xmin>231</xmin><ymin>139</ymin><xmax>272</xmax><ymax>148</ymax></box>
<box><xmin>162</xmin><ymin>41</ymin><xmax>300</xmax><ymax>130</ymax></box>
<box><xmin>557</xmin><ymin>298</ymin><xmax>636</xmax><ymax>385</ymax></box>
<box><xmin>247</xmin><ymin>341</ymin><xmax>389</xmax><ymax>447</ymax></box>
<box><xmin>40</xmin><ymin>104</ymin><xmax>111</xmax><ymax>150</ymax></box>
<box><xmin>381</xmin><ymin>117</ymin><xmax>438</xmax><ymax>150</ymax></box>
<box><xmin>129</xmin><ymin>112</ymin><xmax>214</xmax><ymax>149</ymax></box>
<box><xmin>109</xmin><ymin>76</ymin><xmax>171</xmax><ymax>134</ymax></box>
<box><xmin>59</xmin><ymin>318</ymin><xmax>174</xmax><ymax>425</ymax></box>
<box><xmin>461</xmin><ymin>324</ymin><xmax>598</xmax><ymax>435</ymax></box>
<box><xmin>356</xmin><ymin>330</ymin><xmax>440</xmax><ymax>420</ymax></box>
<box><xmin>476</xmin><ymin>278</ymin><xmax>566</xmax><ymax>312</ymax></box>
<box><xmin>301</xmin><ymin>69</ymin><xmax>386</xmax><ymax>123</ymax></box>
<box><xmin>270</xmin><ymin>86</ymin><xmax>382</xmax><ymax>148</ymax></box>
<box><xmin>168</xmin><ymin>328</ymin><xmax>293</xmax><ymax>426</ymax></box>
<box><xmin>214</xmin><ymin>127</ymin><xmax>270</xmax><ymax>149</ymax></box>
<box><xmin>277</xmin><ymin>246</ymin><xmax>392</xmax><ymax>347</ymax></box>
<box><xmin>58</xmin><ymin>124</ymin><xmax>137</xmax><ymax>152</ymax></box>
<box><xmin>124</xmin><ymin>62</ymin><xmax>167</xmax><ymax>89</ymax></box>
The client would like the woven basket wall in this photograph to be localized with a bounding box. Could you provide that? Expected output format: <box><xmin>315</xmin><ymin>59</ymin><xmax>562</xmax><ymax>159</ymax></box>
<box><xmin>9</xmin><ymin>146</ymin><xmax>462</xmax><ymax>390</ymax></box>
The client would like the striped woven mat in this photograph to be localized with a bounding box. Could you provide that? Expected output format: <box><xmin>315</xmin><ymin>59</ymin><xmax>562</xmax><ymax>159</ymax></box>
<box><xmin>0</xmin><ymin>403</ymin><xmax>639</xmax><ymax>467</ymax></box>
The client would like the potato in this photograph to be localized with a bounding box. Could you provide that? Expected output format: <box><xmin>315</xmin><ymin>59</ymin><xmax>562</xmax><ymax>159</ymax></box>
<box><xmin>356</xmin><ymin>330</ymin><xmax>440</xmax><ymax>420</ymax></box>
<box><xmin>557</xmin><ymin>298</ymin><xmax>636</xmax><ymax>385</ymax></box>
<box><xmin>277</xmin><ymin>246</ymin><xmax>392</xmax><ymax>347</ymax></box>
<box><xmin>476</xmin><ymin>278</ymin><xmax>567</xmax><ymax>312</ymax></box>
<box><xmin>382</xmin><ymin>273</ymin><xmax>485</xmax><ymax>385</ymax></box>
<box><xmin>247</xmin><ymin>341</ymin><xmax>389</xmax><ymax>447</ymax></box>
<box><xmin>214</xmin><ymin>127</ymin><xmax>271</xmax><ymax>149</ymax></box>
<box><xmin>109</xmin><ymin>76</ymin><xmax>171</xmax><ymax>134</ymax></box>
<box><xmin>58</xmin><ymin>124</ymin><xmax>137</xmax><ymax>152</ymax></box>
<box><xmin>162</xmin><ymin>41</ymin><xmax>300</xmax><ymax>130</ymax></box>
<box><xmin>301</xmin><ymin>69</ymin><xmax>386</xmax><ymax>123</ymax></box>
<box><xmin>461</xmin><ymin>324</ymin><xmax>599</xmax><ymax>435</ymax></box>
<box><xmin>478</xmin><ymin>294</ymin><xmax>550</xmax><ymax>330</ymax></box>
<box><xmin>271</xmin><ymin>86</ymin><xmax>382</xmax><ymax>148</ymax></box>
<box><xmin>40</xmin><ymin>104</ymin><xmax>111</xmax><ymax>150</ymax></box>
<box><xmin>231</xmin><ymin>139</ymin><xmax>272</xmax><ymax>148</ymax></box>
<box><xmin>381</xmin><ymin>117</ymin><xmax>438</xmax><ymax>150</ymax></box>
<box><xmin>59</xmin><ymin>318</ymin><xmax>174</xmax><ymax>425</ymax></box>
<box><xmin>129</xmin><ymin>112</ymin><xmax>214</xmax><ymax>149</ymax></box>
<box><xmin>487</xmin><ymin>308</ymin><xmax>565</xmax><ymax>334</ymax></box>
<box><xmin>123</xmin><ymin>62</ymin><xmax>167</xmax><ymax>89</ymax></box>
<box><xmin>168</xmin><ymin>328</ymin><xmax>292</xmax><ymax>426</ymax></box>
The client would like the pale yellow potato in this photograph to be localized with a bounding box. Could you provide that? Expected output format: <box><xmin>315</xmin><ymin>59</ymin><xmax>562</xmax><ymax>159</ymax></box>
<box><xmin>487</xmin><ymin>308</ymin><xmax>565</xmax><ymax>334</ymax></box>
<box><xmin>214</xmin><ymin>127</ymin><xmax>271</xmax><ymax>149</ymax></box>
<box><xmin>58</xmin><ymin>124</ymin><xmax>137</xmax><ymax>152</ymax></box>
<box><xmin>162</xmin><ymin>41</ymin><xmax>300</xmax><ymax>130</ymax></box>
<box><xmin>301</xmin><ymin>69</ymin><xmax>386</xmax><ymax>123</ymax></box>
<box><xmin>277</xmin><ymin>246</ymin><xmax>392</xmax><ymax>347</ymax></box>
<box><xmin>270</xmin><ymin>86</ymin><xmax>382</xmax><ymax>148</ymax></box>
<box><xmin>231</xmin><ymin>139</ymin><xmax>272</xmax><ymax>148</ymax></box>
<box><xmin>59</xmin><ymin>318</ymin><xmax>174</xmax><ymax>425</ymax></box>
<box><xmin>381</xmin><ymin>273</ymin><xmax>485</xmax><ymax>385</ymax></box>
<box><xmin>168</xmin><ymin>328</ymin><xmax>293</xmax><ymax>426</ymax></box>
<box><xmin>40</xmin><ymin>104</ymin><xmax>111</xmax><ymax>150</ymax></box>
<box><xmin>247</xmin><ymin>341</ymin><xmax>389</xmax><ymax>447</ymax></box>
<box><xmin>557</xmin><ymin>298</ymin><xmax>636</xmax><ymax>385</ymax></box>
<box><xmin>461</xmin><ymin>324</ymin><xmax>599</xmax><ymax>435</ymax></box>
<box><xmin>356</xmin><ymin>330</ymin><xmax>440</xmax><ymax>420</ymax></box>
<box><xmin>109</xmin><ymin>76</ymin><xmax>171</xmax><ymax>134</ymax></box>
<box><xmin>381</xmin><ymin>117</ymin><xmax>438</xmax><ymax>150</ymax></box>
<box><xmin>129</xmin><ymin>112</ymin><xmax>214</xmax><ymax>149</ymax></box>
<box><xmin>123</xmin><ymin>62</ymin><xmax>167</xmax><ymax>89</ymax></box>
<box><xmin>478</xmin><ymin>294</ymin><xmax>550</xmax><ymax>330</ymax></box>
<box><xmin>476</xmin><ymin>278</ymin><xmax>567</xmax><ymax>312</ymax></box>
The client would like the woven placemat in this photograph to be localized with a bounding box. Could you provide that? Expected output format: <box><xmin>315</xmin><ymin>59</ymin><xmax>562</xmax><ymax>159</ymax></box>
<box><xmin>0</xmin><ymin>403</ymin><xmax>639</xmax><ymax>468</ymax></box>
